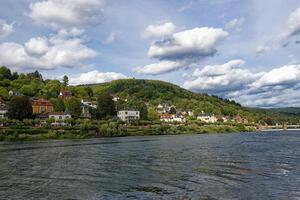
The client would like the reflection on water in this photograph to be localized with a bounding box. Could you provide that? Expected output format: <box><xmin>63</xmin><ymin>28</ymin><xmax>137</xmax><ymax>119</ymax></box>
<box><xmin>0</xmin><ymin>132</ymin><xmax>299</xmax><ymax>200</ymax></box>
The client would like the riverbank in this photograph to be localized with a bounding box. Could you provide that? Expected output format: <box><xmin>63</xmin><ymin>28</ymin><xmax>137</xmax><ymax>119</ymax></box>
<box><xmin>0</xmin><ymin>121</ymin><xmax>256</xmax><ymax>141</ymax></box>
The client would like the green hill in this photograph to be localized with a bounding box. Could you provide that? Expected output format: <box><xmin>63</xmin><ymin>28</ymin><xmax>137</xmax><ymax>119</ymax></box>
<box><xmin>82</xmin><ymin>79</ymin><xmax>295</xmax><ymax>124</ymax></box>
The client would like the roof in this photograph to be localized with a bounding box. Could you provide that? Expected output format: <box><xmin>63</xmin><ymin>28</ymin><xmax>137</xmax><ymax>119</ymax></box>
<box><xmin>160</xmin><ymin>114</ymin><xmax>174</xmax><ymax>119</ymax></box>
<box><xmin>32</xmin><ymin>98</ymin><xmax>53</xmax><ymax>106</ymax></box>
<box><xmin>59</xmin><ymin>90</ymin><xmax>72</xmax><ymax>96</ymax></box>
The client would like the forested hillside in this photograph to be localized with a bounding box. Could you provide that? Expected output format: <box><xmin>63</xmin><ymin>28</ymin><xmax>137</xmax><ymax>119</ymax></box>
<box><xmin>0</xmin><ymin>65</ymin><xmax>298</xmax><ymax>124</ymax></box>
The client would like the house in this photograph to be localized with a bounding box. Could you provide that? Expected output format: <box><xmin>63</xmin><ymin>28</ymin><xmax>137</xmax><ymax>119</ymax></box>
<box><xmin>160</xmin><ymin>114</ymin><xmax>186</xmax><ymax>123</ymax></box>
<box><xmin>81</xmin><ymin>99</ymin><xmax>97</xmax><ymax>119</ymax></box>
<box><xmin>0</xmin><ymin>99</ymin><xmax>7</xmax><ymax>118</ymax></box>
<box><xmin>156</xmin><ymin>104</ymin><xmax>177</xmax><ymax>114</ymax></box>
<box><xmin>58</xmin><ymin>90</ymin><xmax>72</xmax><ymax>100</ymax></box>
<box><xmin>49</xmin><ymin>112</ymin><xmax>71</xmax><ymax>121</ymax></box>
<box><xmin>197</xmin><ymin>114</ymin><xmax>218</xmax><ymax>123</ymax></box>
<box><xmin>117</xmin><ymin>110</ymin><xmax>140</xmax><ymax>122</ymax></box>
<box><xmin>32</xmin><ymin>98</ymin><xmax>54</xmax><ymax>114</ymax></box>
<box><xmin>178</xmin><ymin>109</ymin><xmax>194</xmax><ymax>117</ymax></box>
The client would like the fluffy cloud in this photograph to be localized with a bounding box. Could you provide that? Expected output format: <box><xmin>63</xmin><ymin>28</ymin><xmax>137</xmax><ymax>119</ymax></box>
<box><xmin>143</xmin><ymin>22</ymin><xmax>176</xmax><ymax>38</ymax></box>
<box><xmin>0</xmin><ymin>20</ymin><xmax>14</xmax><ymax>38</ymax></box>
<box><xmin>69</xmin><ymin>70</ymin><xmax>128</xmax><ymax>85</ymax></box>
<box><xmin>134</xmin><ymin>60</ymin><xmax>183</xmax><ymax>75</ymax></box>
<box><xmin>0</xmin><ymin>31</ymin><xmax>97</xmax><ymax>70</ymax></box>
<box><xmin>183</xmin><ymin>60</ymin><xmax>261</xmax><ymax>94</ymax></box>
<box><xmin>287</xmin><ymin>6</ymin><xmax>300</xmax><ymax>36</ymax></box>
<box><xmin>184</xmin><ymin>60</ymin><xmax>300</xmax><ymax>107</ymax></box>
<box><xmin>136</xmin><ymin>27</ymin><xmax>228</xmax><ymax>75</ymax></box>
<box><xmin>28</xmin><ymin>0</ymin><xmax>105</xmax><ymax>29</ymax></box>
<box><xmin>225</xmin><ymin>18</ymin><xmax>244</xmax><ymax>32</ymax></box>
<box><xmin>148</xmin><ymin>27</ymin><xmax>228</xmax><ymax>60</ymax></box>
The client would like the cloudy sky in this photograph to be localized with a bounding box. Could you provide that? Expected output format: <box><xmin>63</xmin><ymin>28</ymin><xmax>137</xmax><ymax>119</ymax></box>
<box><xmin>0</xmin><ymin>0</ymin><xmax>300</xmax><ymax>108</ymax></box>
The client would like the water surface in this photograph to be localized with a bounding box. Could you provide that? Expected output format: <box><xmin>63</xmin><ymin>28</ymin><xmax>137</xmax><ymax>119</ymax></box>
<box><xmin>0</xmin><ymin>132</ymin><xmax>299</xmax><ymax>199</ymax></box>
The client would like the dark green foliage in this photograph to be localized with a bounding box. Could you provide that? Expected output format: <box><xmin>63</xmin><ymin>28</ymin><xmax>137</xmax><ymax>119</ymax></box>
<box><xmin>8</xmin><ymin>96</ymin><xmax>33</xmax><ymax>120</ymax></box>
<box><xmin>97</xmin><ymin>92</ymin><xmax>116</xmax><ymax>119</ymax></box>
<box><xmin>51</xmin><ymin>98</ymin><xmax>66</xmax><ymax>112</ymax></box>
<box><xmin>63</xmin><ymin>75</ymin><xmax>69</xmax><ymax>87</ymax></box>
<box><xmin>65</xmin><ymin>97</ymin><xmax>81</xmax><ymax>118</ymax></box>
<box><xmin>0</xmin><ymin>66</ymin><xmax>12</xmax><ymax>80</ymax></box>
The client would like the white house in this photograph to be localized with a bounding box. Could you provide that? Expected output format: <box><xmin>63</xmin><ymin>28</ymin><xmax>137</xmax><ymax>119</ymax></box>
<box><xmin>81</xmin><ymin>99</ymin><xmax>97</xmax><ymax>119</ymax></box>
<box><xmin>49</xmin><ymin>112</ymin><xmax>71</xmax><ymax>121</ymax></box>
<box><xmin>197</xmin><ymin>114</ymin><xmax>218</xmax><ymax>123</ymax></box>
<box><xmin>160</xmin><ymin>114</ymin><xmax>186</xmax><ymax>123</ymax></box>
<box><xmin>118</xmin><ymin>110</ymin><xmax>140</xmax><ymax>121</ymax></box>
<box><xmin>0</xmin><ymin>100</ymin><xmax>7</xmax><ymax>118</ymax></box>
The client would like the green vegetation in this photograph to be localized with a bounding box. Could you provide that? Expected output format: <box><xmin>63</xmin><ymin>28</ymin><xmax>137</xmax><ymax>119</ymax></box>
<box><xmin>0</xmin><ymin>66</ymin><xmax>298</xmax><ymax>141</ymax></box>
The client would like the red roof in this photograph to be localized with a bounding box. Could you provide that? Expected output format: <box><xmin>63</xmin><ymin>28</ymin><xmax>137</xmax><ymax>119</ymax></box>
<box><xmin>32</xmin><ymin>98</ymin><xmax>53</xmax><ymax>106</ymax></box>
<box><xmin>59</xmin><ymin>90</ymin><xmax>72</xmax><ymax>96</ymax></box>
<box><xmin>160</xmin><ymin>114</ymin><xmax>174</xmax><ymax>119</ymax></box>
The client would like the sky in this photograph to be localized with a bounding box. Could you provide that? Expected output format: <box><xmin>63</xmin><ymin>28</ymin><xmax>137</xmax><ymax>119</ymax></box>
<box><xmin>0</xmin><ymin>0</ymin><xmax>300</xmax><ymax>108</ymax></box>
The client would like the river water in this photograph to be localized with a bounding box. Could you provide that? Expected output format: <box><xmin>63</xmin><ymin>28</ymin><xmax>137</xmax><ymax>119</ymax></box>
<box><xmin>0</xmin><ymin>131</ymin><xmax>299</xmax><ymax>200</ymax></box>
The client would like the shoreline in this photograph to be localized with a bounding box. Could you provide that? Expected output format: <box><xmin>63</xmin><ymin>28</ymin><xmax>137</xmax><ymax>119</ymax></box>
<box><xmin>0</xmin><ymin>123</ymin><xmax>257</xmax><ymax>142</ymax></box>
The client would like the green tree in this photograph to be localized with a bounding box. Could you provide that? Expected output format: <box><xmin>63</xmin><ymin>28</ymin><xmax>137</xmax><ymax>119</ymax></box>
<box><xmin>8</xmin><ymin>96</ymin><xmax>33</xmax><ymax>120</ymax></box>
<box><xmin>97</xmin><ymin>92</ymin><xmax>116</xmax><ymax>119</ymax></box>
<box><xmin>0</xmin><ymin>66</ymin><xmax>12</xmax><ymax>80</ymax></box>
<box><xmin>147</xmin><ymin>108</ymin><xmax>159</xmax><ymax>121</ymax></box>
<box><xmin>65</xmin><ymin>97</ymin><xmax>81</xmax><ymax>118</ymax></box>
<box><xmin>51</xmin><ymin>98</ymin><xmax>66</xmax><ymax>112</ymax></box>
<box><xmin>63</xmin><ymin>75</ymin><xmax>69</xmax><ymax>87</ymax></box>
<box><xmin>0</xmin><ymin>87</ymin><xmax>9</xmax><ymax>100</ymax></box>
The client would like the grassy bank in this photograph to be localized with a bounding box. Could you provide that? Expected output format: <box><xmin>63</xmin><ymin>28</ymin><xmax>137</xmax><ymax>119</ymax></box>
<box><xmin>0</xmin><ymin>121</ymin><xmax>256</xmax><ymax>141</ymax></box>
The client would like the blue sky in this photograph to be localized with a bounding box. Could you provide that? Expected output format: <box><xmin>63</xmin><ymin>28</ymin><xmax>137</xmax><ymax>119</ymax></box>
<box><xmin>0</xmin><ymin>0</ymin><xmax>300</xmax><ymax>108</ymax></box>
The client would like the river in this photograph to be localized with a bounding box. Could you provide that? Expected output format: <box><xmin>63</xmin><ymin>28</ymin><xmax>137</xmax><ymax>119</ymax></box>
<box><xmin>0</xmin><ymin>131</ymin><xmax>299</xmax><ymax>200</ymax></box>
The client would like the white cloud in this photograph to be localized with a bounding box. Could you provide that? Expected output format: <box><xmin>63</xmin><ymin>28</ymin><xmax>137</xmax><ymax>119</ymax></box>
<box><xmin>225</xmin><ymin>18</ymin><xmax>244</xmax><ymax>32</ymax></box>
<box><xmin>183</xmin><ymin>60</ymin><xmax>261</xmax><ymax>94</ymax></box>
<box><xmin>0</xmin><ymin>31</ymin><xmax>97</xmax><ymax>70</ymax></box>
<box><xmin>134</xmin><ymin>60</ymin><xmax>183</xmax><ymax>75</ymax></box>
<box><xmin>148</xmin><ymin>27</ymin><xmax>228</xmax><ymax>60</ymax></box>
<box><xmin>0</xmin><ymin>20</ymin><xmax>14</xmax><ymax>38</ymax></box>
<box><xmin>25</xmin><ymin>37</ymin><xmax>49</xmax><ymax>55</ymax></box>
<box><xmin>287</xmin><ymin>6</ymin><xmax>300</xmax><ymax>36</ymax></box>
<box><xmin>69</xmin><ymin>70</ymin><xmax>128</xmax><ymax>85</ymax></box>
<box><xmin>143</xmin><ymin>22</ymin><xmax>176</xmax><ymax>38</ymax></box>
<box><xmin>28</xmin><ymin>0</ymin><xmax>105</xmax><ymax>29</ymax></box>
<box><xmin>183</xmin><ymin>60</ymin><xmax>300</xmax><ymax>107</ymax></box>
<box><xmin>255</xmin><ymin>45</ymin><xmax>271</xmax><ymax>55</ymax></box>
<box><xmin>103</xmin><ymin>32</ymin><xmax>119</xmax><ymax>44</ymax></box>
<box><xmin>137</xmin><ymin>27</ymin><xmax>228</xmax><ymax>75</ymax></box>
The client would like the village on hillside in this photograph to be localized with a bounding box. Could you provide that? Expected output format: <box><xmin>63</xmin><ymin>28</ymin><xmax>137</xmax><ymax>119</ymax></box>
<box><xmin>0</xmin><ymin>88</ymin><xmax>250</xmax><ymax>127</ymax></box>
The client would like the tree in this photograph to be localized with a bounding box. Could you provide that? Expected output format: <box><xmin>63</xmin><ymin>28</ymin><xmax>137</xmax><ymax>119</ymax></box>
<box><xmin>8</xmin><ymin>96</ymin><xmax>33</xmax><ymax>120</ymax></box>
<box><xmin>147</xmin><ymin>108</ymin><xmax>159</xmax><ymax>121</ymax></box>
<box><xmin>0</xmin><ymin>66</ymin><xmax>12</xmax><ymax>80</ymax></box>
<box><xmin>97</xmin><ymin>92</ymin><xmax>116</xmax><ymax>119</ymax></box>
<box><xmin>63</xmin><ymin>75</ymin><xmax>69</xmax><ymax>87</ymax></box>
<box><xmin>51</xmin><ymin>98</ymin><xmax>65</xmax><ymax>112</ymax></box>
<box><xmin>65</xmin><ymin>97</ymin><xmax>81</xmax><ymax>118</ymax></box>
<box><xmin>27</xmin><ymin>70</ymin><xmax>43</xmax><ymax>81</ymax></box>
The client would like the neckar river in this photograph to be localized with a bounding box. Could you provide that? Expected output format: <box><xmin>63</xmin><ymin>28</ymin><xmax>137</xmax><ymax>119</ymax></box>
<box><xmin>0</xmin><ymin>131</ymin><xmax>299</xmax><ymax>200</ymax></box>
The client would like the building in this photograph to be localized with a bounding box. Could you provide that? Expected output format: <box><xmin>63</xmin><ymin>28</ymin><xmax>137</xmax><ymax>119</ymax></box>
<box><xmin>32</xmin><ymin>98</ymin><xmax>54</xmax><ymax>114</ymax></box>
<box><xmin>117</xmin><ymin>110</ymin><xmax>140</xmax><ymax>122</ymax></box>
<box><xmin>197</xmin><ymin>114</ymin><xmax>218</xmax><ymax>123</ymax></box>
<box><xmin>156</xmin><ymin>104</ymin><xmax>177</xmax><ymax>114</ymax></box>
<box><xmin>49</xmin><ymin>112</ymin><xmax>71</xmax><ymax>121</ymax></box>
<box><xmin>58</xmin><ymin>90</ymin><xmax>72</xmax><ymax>100</ymax></box>
<box><xmin>160</xmin><ymin>114</ymin><xmax>186</xmax><ymax>123</ymax></box>
<box><xmin>0</xmin><ymin>99</ymin><xmax>7</xmax><ymax>118</ymax></box>
<box><xmin>81</xmin><ymin>99</ymin><xmax>97</xmax><ymax>119</ymax></box>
